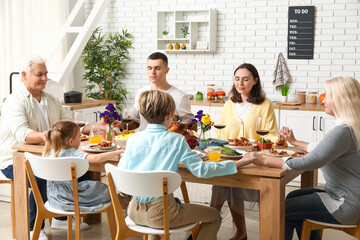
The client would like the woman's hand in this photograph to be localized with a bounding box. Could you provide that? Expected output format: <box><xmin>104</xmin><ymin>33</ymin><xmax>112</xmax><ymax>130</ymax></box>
<box><xmin>278</xmin><ymin>127</ymin><xmax>296</xmax><ymax>144</ymax></box>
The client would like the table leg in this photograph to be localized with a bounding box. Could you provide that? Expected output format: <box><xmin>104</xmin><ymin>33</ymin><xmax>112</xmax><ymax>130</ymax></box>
<box><xmin>260</xmin><ymin>177</ymin><xmax>285</xmax><ymax>240</ymax></box>
<box><xmin>13</xmin><ymin>151</ymin><xmax>30</xmax><ymax>240</ymax></box>
<box><xmin>301</xmin><ymin>170</ymin><xmax>318</xmax><ymax>188</ymax></box>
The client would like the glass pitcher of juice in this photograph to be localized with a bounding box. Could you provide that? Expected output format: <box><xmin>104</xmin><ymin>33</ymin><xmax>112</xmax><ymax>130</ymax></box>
<box><xmin>89</xmin><ymin>123</ymin><xmax>102</xmax><ymax>143</ymax></box>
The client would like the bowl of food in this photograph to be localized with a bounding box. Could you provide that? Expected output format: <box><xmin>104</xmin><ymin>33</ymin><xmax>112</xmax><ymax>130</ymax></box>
<box><xmin>115</xmin><ymin>130</ymin><xmax>135</xmax><ymax>148</ymax></box>
<box><xmin>255</xmin><ymin>138</ymin><xmax>274</xmax><ymax>150</ymax></box>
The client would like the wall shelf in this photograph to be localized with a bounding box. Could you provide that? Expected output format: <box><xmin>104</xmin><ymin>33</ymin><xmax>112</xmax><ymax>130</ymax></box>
<box><xmin>157</xmin><ymin>9</ymin><xmax>217</xmax><ymax>53</ymax></box>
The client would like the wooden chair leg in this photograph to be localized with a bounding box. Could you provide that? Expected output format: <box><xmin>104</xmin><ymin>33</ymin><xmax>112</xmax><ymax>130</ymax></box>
<box><xmin>10</xmin><ymin>181</ymin><xmax>15</xmax><ymax>239</ymax></box>
<box><xmin>106</xmin><ymin>207</ymin><xmax>116</xmax><ymax>239</ymax></box>
<box><xmin>191</xmin><ymin>224</ymin><xmax>200</xmax><ymax>240</ymax></box>
<box><xmin>142</xmin><ymin>234</ymin><xmax>148</xmax><ymax>240</ymax></box>
<box><xmin>300</xmin><ymin>220</ymin><xmax>313</xmax><ymax>240</ymax></box>
<box><xmin>67</xmin><ymin>216</ymin><xmax>72</xmax><ymax>240</ymax></box>
<box><xmin>31</xmin><ymin>215</ymin><xmax>44</xmax><ymax>240</ymax></box>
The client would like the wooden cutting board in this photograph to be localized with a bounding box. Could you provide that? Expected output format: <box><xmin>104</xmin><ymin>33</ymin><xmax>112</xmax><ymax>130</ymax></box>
<box><xmin>276</xmin><ymin>101</ymin><xmax>301</xmax><ymax>106</ymax></box>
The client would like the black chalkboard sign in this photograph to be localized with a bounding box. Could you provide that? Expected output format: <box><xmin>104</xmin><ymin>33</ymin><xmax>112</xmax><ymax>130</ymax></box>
<box><xmin>288</xmin><ymin>6</ymin><xmax>315</xmax><ymax>59</ymax></box>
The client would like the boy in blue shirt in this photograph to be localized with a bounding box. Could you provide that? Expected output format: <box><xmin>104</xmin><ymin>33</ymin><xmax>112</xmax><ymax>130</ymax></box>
<box><xmin>119</xmin><ymin>90</ymin><xmax>246</xmax><ymax>240</ymax></box>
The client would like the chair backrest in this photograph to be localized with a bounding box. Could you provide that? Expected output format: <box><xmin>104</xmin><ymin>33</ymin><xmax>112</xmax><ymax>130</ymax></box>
<box><xmin>24</xmin><ymin>152</ymin><xmax>89</xmax><ymax>181</ymax></box>
<box><xmin>104</xmin><ymin>164</ymin><xmax>181</xmax><ymax>197</ymax></box>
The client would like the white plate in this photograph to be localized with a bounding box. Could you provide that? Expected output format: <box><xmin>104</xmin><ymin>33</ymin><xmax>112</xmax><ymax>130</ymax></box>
<box><xmin>192</xmin><ymin>150</ymin><xmax>205</xmax><ymax>158</ymax></box>
<box><xmin>80</xmin><ymin>135</ymin><xmax>88</xmax><ymax>141</ymax></box>
<box><xmin>224</xmin><ymin>144</ymin><xmax>256</xmax><ymax>151</ymax></box>
<box><xmin>82</xmin><ymin>143</ymin><xmax>119</xmax><ymax>153</ymax></box>
<box><xmin>205</xmin><ymin>148</ymin><xmax>246</xmax><ymax>160</ymax></box>
<box><xmin>221</xmin><ymin>149</ymin><xmax>246</xmax><ymax>159</ymax></box>
<box><xmin>262</xmin><ymin>149</ymin><xmax>297</xmax><ymax>157</ymax></box>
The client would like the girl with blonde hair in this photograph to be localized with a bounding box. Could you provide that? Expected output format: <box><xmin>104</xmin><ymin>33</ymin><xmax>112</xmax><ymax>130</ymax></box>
<box><xmin>44</xmin><ymin>121</ymin><xmax>123</xmax><ymax>213</ymax></box>
<box><xmin>241</xmin><ymin>76</ymin><xmax>360</xmax><ymax>240</ymax></box>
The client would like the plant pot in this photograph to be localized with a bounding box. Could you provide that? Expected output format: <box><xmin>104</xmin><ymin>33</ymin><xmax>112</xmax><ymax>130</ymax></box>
<box><xmin>281</xmin><ymin>95</ymin><xmax>288</xmax><ymax>102</ymax></box>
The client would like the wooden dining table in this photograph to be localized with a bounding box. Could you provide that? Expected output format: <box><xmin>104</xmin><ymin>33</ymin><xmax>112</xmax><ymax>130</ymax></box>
<box><xmin>12</xmin><ymin>143</ymin><xmax>317</xmax><ymax>240</ymax></box>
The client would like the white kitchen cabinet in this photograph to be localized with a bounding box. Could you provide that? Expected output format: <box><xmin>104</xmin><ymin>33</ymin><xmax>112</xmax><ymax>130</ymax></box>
<box><xmin>157</xmin><ymin>9</ymin><xmax>217</xmax><ymax>53</ymax></box>
<box><xmin>279</xmin><ymin>110</ymin><xmax>336</xmax><ymax>143</ymax></box>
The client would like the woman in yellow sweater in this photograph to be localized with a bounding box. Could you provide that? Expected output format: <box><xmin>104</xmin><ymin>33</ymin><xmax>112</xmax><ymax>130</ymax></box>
<box><xmin>211</xmin><ymin>63</ymin><xmax>283</xmax><ymax>240</ymax></box>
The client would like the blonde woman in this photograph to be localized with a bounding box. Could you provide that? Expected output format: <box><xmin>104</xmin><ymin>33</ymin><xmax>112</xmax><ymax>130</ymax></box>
<box><xmin>242</xmin><ymin>76</ymin><xmax>360</xmax><ymax>240</ymax></box>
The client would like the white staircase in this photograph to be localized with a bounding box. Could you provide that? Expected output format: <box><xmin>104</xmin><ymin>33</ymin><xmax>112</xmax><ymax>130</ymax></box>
<box><xmin>47</xmin><ymin>0</ymin><xmax>110</xmax><ymax>86</ymax></box>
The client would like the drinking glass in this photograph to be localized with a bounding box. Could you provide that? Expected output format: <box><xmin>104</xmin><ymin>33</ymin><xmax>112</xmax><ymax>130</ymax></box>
<box><xmin>207</xmin><ymin>146</ymin><xmax>221</xmax><ymax>162</ymax></box>
<box><xmin>122</xmin><ymin>108</ymin><xmax>133</xmax><ymax>132</ymax></box>
<box><xmin>256</xmin><ymin>117</ymin><xmax>269</xmax><ymax>152</ymax></box>
<box><xmin>74</xmin><ymin>111</ymin><xmax>85</xmax><ymax>127</ymax></box>
<box><xmin>214</xmin><ymin>124</ymin><xmax>226</xmax><ymax>139</ymax></box>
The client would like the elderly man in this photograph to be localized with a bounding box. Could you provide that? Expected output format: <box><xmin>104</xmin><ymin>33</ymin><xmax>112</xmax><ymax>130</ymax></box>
<box><xmin>0</xmin><ymin>56</ymin><xmax>89</xmax><ymax>239</ymax></box>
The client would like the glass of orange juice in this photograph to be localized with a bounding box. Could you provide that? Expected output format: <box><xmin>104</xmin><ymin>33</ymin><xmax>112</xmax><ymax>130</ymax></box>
<box><xmin>207</xmin><ymin>146</ymin><xmax>221</xmax><ymax>162</ymax></box>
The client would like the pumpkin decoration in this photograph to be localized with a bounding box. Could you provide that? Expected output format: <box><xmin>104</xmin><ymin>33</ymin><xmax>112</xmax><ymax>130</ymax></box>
<box><xmin>319</xmin><ymin>93</ymin><xmax>325</xmax><ymax>104</ymax></box>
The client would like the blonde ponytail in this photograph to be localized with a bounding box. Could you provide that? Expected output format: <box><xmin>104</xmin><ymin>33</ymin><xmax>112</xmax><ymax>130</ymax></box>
<box><xmin>42</xmin><ymin>121</ymin><xmax>80</xmax><ymax>157</ymax></box>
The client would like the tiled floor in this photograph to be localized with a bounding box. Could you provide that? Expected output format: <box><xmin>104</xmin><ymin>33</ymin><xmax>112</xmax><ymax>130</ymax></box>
<box><xmin>0</xmin><ymin>184</ymin><xmax>357</xmax><ymax>240</ymax></box>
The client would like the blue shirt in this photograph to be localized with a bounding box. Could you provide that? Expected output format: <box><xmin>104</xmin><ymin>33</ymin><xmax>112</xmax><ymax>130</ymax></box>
<box><xmin>119</xmin><ymin>124</ymin><xmax>238</xmax><ymax>202</ymax></box>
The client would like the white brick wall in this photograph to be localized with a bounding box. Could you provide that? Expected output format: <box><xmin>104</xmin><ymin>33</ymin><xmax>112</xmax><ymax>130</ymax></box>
<box><xmin>84</xmin><ymin>0</ymin><xmax>360</xmax><ymax>105</ymax></box>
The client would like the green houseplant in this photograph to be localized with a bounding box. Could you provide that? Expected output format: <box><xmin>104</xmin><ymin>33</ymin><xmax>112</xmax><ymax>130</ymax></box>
<box><xmin>162</xmin><ymin>30</ymin><xmax>169</xmax><ymax>38</ymax></box>
<box><xmin>280</xmin><ymin>84</ymin><xmax>290</xmax><ymax>102</ymax></box>
<box><xmin>181</xmin><ymin>25</ymin><xmax>189</xmax><ymax>38</ymax></box>
<box><xmin>81</xmin><ymin>27</ymin><xmax>134</xmax><ymax>111</ymax></box>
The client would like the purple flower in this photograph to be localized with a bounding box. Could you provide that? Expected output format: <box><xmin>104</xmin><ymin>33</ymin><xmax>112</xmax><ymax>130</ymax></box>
<box><xmin>100</xmin><ymin>103</ymin><xmax>121</xmax><ymax>126</ymax></box>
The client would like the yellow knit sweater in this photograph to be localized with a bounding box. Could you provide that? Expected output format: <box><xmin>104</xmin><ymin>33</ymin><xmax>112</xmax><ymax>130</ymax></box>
<box><xmin>216</xmin><ymin>98</ymin><xmax>279</xmax><ymax>143</ymax></box>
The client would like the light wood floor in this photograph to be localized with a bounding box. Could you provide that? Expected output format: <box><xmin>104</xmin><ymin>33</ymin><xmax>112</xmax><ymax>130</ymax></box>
<box><xmin>0</xmin><ymin>184</ymin><xmax>357</xmax><ymax>239</ymax></box>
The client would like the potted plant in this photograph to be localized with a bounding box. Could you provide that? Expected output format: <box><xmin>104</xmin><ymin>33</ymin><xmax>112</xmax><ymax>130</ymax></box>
<box><xmin>81</xmin><ymin>27</ymin><xmax>134</xmax><ymax>111</ymax></box>
<box><xmin>181</xmin><ymin>25</ymin><xmax>189</xmax><ymax>38</ymax></box>
<box><xmin>162</xmin><ymin>30</ymin><xmax>169</xmax><ymax>39</ymax></box>
<box><xmin>280</xmin><ymin>84</ymin><xmax>290</xmax><ymax>102</ymax></box>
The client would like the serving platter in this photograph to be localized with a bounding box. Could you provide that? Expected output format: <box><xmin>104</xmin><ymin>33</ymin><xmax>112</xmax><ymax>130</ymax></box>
<box><xmin>224</xmin><ymin>144</ymin><xmax>256</xmax><ymax>151</ymax></box>
<box><xmin>262</xmin><ymin>149</ymin><xmax>297</xmax><ymax>157</ymax></box>
<box><xmin>221</xmin><ymin>149</ymin><xmax>246</xmax><ymax>159</ymax></box>
<box><xmin>82</xmin><ymin>143</ymin><xmax>119</xmax><ymax>153</ymax></box>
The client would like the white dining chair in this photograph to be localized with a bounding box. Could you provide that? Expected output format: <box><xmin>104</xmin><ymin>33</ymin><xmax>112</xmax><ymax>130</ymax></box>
<box><xmin>24</xmin><ymin>152</ymin><xmax>116</xmax><ymax>240</ymax></box>
<box><xmin>300</xmin><ymin>219</ymin><xmax>360</xmax><ymax>239</ymax></box>
<box><xmin>105</xmin><ymin>164</ymin><xmax>199</xmax><ymax>240</ymax></box>
<box><xmin>0</xmin><ymin>171</ymin><xmax>15</xmax><ymax>239</ymax></box>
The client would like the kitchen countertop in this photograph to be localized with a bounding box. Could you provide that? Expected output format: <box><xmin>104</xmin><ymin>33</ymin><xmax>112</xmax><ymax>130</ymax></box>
<box><xmin>62</xmin><ymin>99</ymin><xmax>116</xmax><ymax>110</ymax></box>
<box><xmin>0</xmin><ymin>99</ymin><xmax>115</xmax><ymax>116</ymax></box>
<box><xmin>190</xmin><ymin>99</ymin><xmax>326</xmax><ymax>112</ymax></box>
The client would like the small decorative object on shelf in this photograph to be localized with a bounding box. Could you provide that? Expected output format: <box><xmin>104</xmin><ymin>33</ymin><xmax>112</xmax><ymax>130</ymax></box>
<box><xmin>100</xmin><ymin>103</ymin><xmax>121</xmax><ymax>143</ymax></box>
<box><xmin>174</xmin><ymin>42</ymin><xmax>180</xmax><ymax>50</ymax></box>
<box><xmin>181</xmin><ymin>25</ymin><xmax>189</xmax><ymax>38</ymax></box>
<box><xmin>162</xmin><ymin>30</ymin><xmax>169</xmax><ymax>39</ymax></box>
<box><xmin>181</xmin><ymin>44</ymin><xmax>186</xmax><ymax>50</ymax></box>
<box><xmin>281</xmin><ymin>84</ymin><xmax>290</xmax><ymax>102</ymax></box>
<box><xmin>168</xmin><ymin>43</ymin><xmax>173</xmax><ymax>50</ymax></box>
<box><xmin>192</xmin><ymin>110</ymin><xmax>214</xmax><ymax>151</ymax></box>
<box><xmin>195</xmin><ymin>91</ymin><xmax>203</xmax><ymax>100</ymax></box>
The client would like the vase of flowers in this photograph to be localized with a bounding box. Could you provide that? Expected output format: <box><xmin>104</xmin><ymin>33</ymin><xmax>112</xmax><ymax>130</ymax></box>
<box><xmin>192</xmin><ymin>110</ymin><xmax>213</xmax><ymax>151</ymax></box>
<box><xmin>100</xmin><ymin>103</ymin><xmax>121</xmax><ymax>142</ymax></box>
